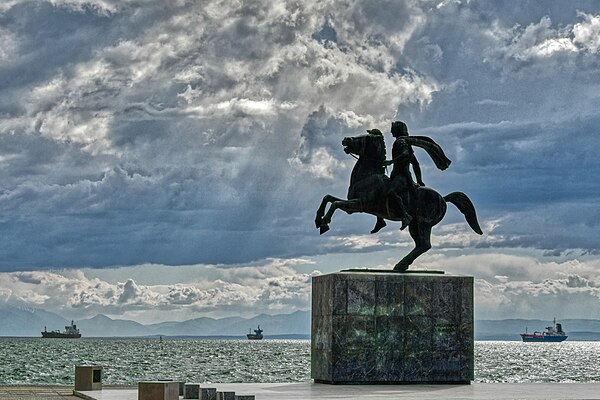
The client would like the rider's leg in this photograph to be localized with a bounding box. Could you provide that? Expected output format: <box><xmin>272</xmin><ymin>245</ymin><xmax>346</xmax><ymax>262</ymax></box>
<box><xmin>388</xmin><ymin>189</ymin><xmax>412</xmax><ymax>230</ymax></box>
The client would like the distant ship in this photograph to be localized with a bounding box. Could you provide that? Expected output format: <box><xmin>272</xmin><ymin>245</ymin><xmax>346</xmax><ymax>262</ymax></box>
<box><xmin>41</xmin><ymin>321</ymin><xmax>81</xmax><ymax>338</ymax></box>
<box><xmin>520</xmin><ymin>318</ymin><xmax>567</xmax><ymax>342</ymax></box>
<box><xmin>246</xmin><ymin>325</ymin><xmax>263</xmax><ymax>340</ymax></box>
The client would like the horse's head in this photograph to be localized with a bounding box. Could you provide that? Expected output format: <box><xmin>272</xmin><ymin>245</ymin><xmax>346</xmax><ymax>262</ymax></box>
<box><xmin>342</xmin><ymin>135</ymin><xmax>365</xmax><ymax>156</ymax></box>
<box><xmin>342</xmin><ymin>133</ymin><xmax>386</xmax><ymax>162</ymax></box>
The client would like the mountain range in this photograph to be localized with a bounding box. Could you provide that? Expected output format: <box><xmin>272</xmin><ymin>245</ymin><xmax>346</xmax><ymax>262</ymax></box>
<box><xmin>0</xmin><ymin>305</ymin><xmax>310</xmax><ymax>337</ymax></box>
<box><xmin>3</xmin><ymin>304</ymin><xmax>600</xmax><ymax>340</ymax></box>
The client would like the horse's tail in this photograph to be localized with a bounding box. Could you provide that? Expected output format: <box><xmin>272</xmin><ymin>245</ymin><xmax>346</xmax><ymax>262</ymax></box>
<box><xmin>443</xmin><ymin>192</ymin><xmax>483</xmax><ymax>234</ymax></box>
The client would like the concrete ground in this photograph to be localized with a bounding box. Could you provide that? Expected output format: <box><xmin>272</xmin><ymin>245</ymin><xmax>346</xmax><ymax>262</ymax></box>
<box><xmin>0</xmin><ymin>386</ymin><xmax>136</xmax><ymax>400</ymax></box>
<box><xmin>0</xmin><ymin>385</ymin><xmax>77</xmax><ymax>400</ymax></box>
<box><xmin>4</xmin><ymin>383</ymin><xmax>600</xmax><ymax>400</ymax></box>
<box><xmin>73</xmin><ymin>382</ymin><xmax>600</xmax><ymax>400</ymax></box>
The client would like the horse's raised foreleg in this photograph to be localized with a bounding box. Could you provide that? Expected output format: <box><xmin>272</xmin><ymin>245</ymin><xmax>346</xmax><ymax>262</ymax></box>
<box><xmin>394</xmin><ymin>222</ymin><xmax>432</xmax><ymax>271</ymax></box>
<box><xmin>316</xmin><ymin>194</ymin><xmax>343</xmax><ymax>229</ymax></box>
<box><xmin>319</xmin><ymin>198</ymin><xmax>363</xmax><ymax>235</ymax></box>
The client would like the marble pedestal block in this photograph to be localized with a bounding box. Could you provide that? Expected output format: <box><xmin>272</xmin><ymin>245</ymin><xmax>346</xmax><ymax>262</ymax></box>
<box><xmin>311</xmin><ymin>271</ymin><xmax>473</xmax><ymax>384</ymax></box>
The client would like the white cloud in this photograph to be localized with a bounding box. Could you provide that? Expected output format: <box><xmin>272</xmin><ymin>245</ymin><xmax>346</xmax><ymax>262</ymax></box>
<box><xmin>484</xmin><ymin>12</ymin><xmax>600</xmax><ymax>71</ymax></box>
<box><xmin>573</xmin><ymin>12</ymin><xmax>600</xmax><ymax>53</ymax></box>
<box><xmin>409</xmin><ymin>252</ymin><xmax>600</xmax><ymax>319</ymax></box>
<box><xmin>0</xmin><ymin>259</ymin><xmax>316</xmax><ymax>322</ymax></box>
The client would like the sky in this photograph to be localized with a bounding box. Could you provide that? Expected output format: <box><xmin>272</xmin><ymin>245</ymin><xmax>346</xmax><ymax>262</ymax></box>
<box><xmin>1</xmin><ymin>0</ymin><xmax>600</xmax><ymax>324</ymax></box>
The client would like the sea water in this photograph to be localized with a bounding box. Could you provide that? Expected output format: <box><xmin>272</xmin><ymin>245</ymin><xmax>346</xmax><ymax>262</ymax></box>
<box><xmin>2</xmin><ymin>339</ymin><xmax>600</xmax><ymax>385</ymax></box>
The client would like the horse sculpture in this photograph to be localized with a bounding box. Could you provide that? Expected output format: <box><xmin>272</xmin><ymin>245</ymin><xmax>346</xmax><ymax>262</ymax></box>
<box><xmin>315</xmin><ymin>133</ymin><xmax>483</xmax><ymax>271</ymax></box>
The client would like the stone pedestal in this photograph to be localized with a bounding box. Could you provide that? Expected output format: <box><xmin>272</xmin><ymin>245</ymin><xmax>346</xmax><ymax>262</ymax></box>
<box><xmin>311</xmin><ymin>271</ymin><xmax>473</xmax><ymax>384</ymax></box>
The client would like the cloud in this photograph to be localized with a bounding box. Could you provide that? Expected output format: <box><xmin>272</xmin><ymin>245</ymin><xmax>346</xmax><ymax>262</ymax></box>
<box><xmin>1</xmin><ymin>0</ymin><xmax>600</xmax><ymax>323</ymax></box>
<box><xmin>0</xmin><ymin>258</ymin><xmax>317</xmax><ymax>321</ymax></box>
<box><xmin>572</xmin><ymin>12</ymin><xmax>600</xmax><ymax>53</ymax></box>
<box><xmin>412</xmin><ymin>252</ymin><xmax>600</xmax><ymax>320</ymax></box>
<box><xmin>0</xmin><ymin>0</ymin><xmax>445</xmax><ymax>270</ymax></box>
<box><xmin>483</xmin><ymin>12</ymin><xmax>600</xmax><ymax>72</ymax></box>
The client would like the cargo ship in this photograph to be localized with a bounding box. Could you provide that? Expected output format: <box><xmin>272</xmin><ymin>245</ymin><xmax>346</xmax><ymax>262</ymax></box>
<box><xmin>246</xmin><ymin>325</ymin><xmax>263</xmax><ymax>340</ymax></box>
<box><xmin>41</xmin><ymin>321</ymin><xmax>81</xmax><ymax>338</ymax></box>
<box><xmin>520</xmin><ymin>318</ymin><xmax>567</xmax><ymax>342</ymax></box>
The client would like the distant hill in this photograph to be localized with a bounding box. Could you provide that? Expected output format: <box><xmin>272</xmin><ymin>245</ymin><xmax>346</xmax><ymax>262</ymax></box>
<box><xmin>0</xmin><ymin>305</ymin><xmax>310</xmax><ymax>337</ymax></box>
<box><xmin>2</xmin><ymin>305</ymin><xmax>597</xmax><ymax>341</ymax></box>
<box><xmin>80</xmin><ymin>314</ymin><xmax>152</xmax><ymax>337</ymax></box>
<box><xmin>0</xmin><ymin>305</ymin><xmax>69</xmax><ymax>336</ymax></box>
<box><xmin>146</xmin><ymin>310</ymin><xmax>310</xmax><ymax>337</ymax></box>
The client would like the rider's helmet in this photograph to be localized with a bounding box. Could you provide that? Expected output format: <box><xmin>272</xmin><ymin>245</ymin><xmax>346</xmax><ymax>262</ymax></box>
<box><xmin>391</xmin><ymin>121</ymin><xmax>408</xmax><ymax>137</ymax></box>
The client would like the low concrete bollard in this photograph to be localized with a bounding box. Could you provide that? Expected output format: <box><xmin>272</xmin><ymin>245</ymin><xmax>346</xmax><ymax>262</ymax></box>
<box><xmin>184</xmin><ymin>383</ymin><xmax>200</xmax><ymax>399</ymax></box>
<box><xmin>200</xmin><ymin>387</ymin><xmax>217</xmax><ymax>400</ymax></box>
<box><xmin>234</xmin><ymin>396</ymin><xmax>255</xmax><ymax>400</ymax></box>
<box><xmin>216</xmin><ymin>392</ymin><xmax>236</xmax><ymax>400</ymax></box>
<box><xmin>74</xmin><ymin>365</ymin><xmax>103</xmax><ymax>391</ymax></box>
<box><xmin>138</xmin><ymin>381</ymin><xmax>179</xmax><ymax>400</ymax></box>
<box><xmin>155</xmin><ymin>379</ymin><xmax>185</xmax><ymax>397</ymax></box>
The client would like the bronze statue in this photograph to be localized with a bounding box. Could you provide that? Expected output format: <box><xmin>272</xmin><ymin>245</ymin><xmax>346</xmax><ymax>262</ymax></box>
<box><xmin>315</xmin><ymin>121</ymin><xmax>482</xmax><ymax>271</ymax></box>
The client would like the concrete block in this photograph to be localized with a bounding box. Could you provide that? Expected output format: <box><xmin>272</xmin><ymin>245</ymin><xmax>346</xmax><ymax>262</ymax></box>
<box><xmin>216</xmin><ymin>392</ymin><xmax>236</xmax><ymax>400</ymax></box>
<box><xmin>311</xmin><ymin>271</ymin><xmax>474</xmax><ymax>383</ymax></box>
<box><xmin>157</xmin><ymin>380</ymin><xmax>185</xmax><ymax>396</ymax></box>
<box><xmin>184</xmin><ymin>383</ymin><xmax>200</xmax><ymax>399</ymax></box>
<box><xmin>138</xmin><ymin>381</ymin><xmax>179</xmax><ymax>400</ymax></box>
<box><xmin>200</xmin><ymin>387</ymin><xmax>217</xmax><ymax>400</ymax></box>
<box><xmin>74</xmin><ymin>366</ymin><xmax>102</xmax><ymax>391</ymax></box>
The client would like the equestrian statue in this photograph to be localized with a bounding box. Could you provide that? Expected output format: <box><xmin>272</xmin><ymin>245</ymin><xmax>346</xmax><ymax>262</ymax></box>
<box><xmin>315</xmin><ymin>121</ymin><xmax>483</xmax><ymax>271</ymax></box>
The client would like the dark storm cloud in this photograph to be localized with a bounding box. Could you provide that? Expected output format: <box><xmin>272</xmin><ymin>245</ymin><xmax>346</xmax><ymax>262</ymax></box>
<box><xmin>0</xmin><ymin>0</ymin><xmax>441</xmax><ymax>271</ymax></box>
<box><xmin>1</xmin><ymin>0</ymin><xmax>600</xmax><ymax>273</ymax></box>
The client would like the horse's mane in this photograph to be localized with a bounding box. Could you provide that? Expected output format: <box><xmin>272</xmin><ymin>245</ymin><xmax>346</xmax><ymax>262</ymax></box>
<box><xmin>370</xmin><ymin>134</ymin><xmax>386</xmax><ymax>161</ymax></box>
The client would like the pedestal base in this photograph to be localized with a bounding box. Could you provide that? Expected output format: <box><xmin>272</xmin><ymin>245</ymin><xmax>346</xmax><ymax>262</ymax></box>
<box><xmin>311</xmin><ymin>271</ymin><xmax>473</xmax><ymax>384</ymax></box>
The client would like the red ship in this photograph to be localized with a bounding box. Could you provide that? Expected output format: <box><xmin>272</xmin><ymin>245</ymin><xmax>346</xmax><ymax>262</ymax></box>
<box><xmin>520</xmin><ymin>318</ymin><xmax>567</xmax><ymax>342</ymax></box>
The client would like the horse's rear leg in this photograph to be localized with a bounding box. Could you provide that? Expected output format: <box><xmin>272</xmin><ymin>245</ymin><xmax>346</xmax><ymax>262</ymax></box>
<box><xmin>394</xmin><ymin>223</ymin><xmax>432</xmax><ymax>271</ymax></box>
<box><xmin>316</xmin><ymin>194</ymin><xmax>343</xmax><ymax>229</ymax></box>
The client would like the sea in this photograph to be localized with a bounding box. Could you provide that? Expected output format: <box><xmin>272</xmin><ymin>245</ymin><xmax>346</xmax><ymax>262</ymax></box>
<box><xmin>1</xmin><ymin>339</ymin><xmax>600</xmax><ymax>385</ymax></box>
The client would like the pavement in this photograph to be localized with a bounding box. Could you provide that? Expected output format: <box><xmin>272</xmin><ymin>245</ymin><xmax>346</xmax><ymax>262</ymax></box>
<box><xmin>0</xmin><ymin>385</ymin><xmax>77</xmax><ymax>400</ymax></box>
<box><xmin>4</xmin><ymin>383</ymin><xmax>600</xmax><ymax>400</ymax></box>
<box><xmin>72</xmin><ymin>382</ymin><xmax>600</xmax><ymax>400</ymax></box>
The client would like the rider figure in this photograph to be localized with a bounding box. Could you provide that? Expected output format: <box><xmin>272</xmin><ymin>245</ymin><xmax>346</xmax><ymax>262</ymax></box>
<box><xmin>371</xmin><ymin>121</ymin><xmax>424</xmax><ymax>233</ymax></box>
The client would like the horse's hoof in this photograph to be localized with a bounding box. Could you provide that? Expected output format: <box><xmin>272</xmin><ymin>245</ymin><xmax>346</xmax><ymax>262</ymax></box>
<box><xmin>315</xmin><ymin>218</ymin><xmax>322</xmax><ymax>229</ymax></box>
<box><xmin>393</xmin><ymin>262</ymin><xmax>409</xmax><ymax>272</ymax></box>
<box><xmin>400</xmin><ymin>215</ymin><xmax>412</xmax><ymax>231</ymax></box>
<box><xmin>371</xmin><ymin>220</ymin><xmax>387</xmax><ymax>234</ymax></box>
<box><xmin>320</xmin><ymin>225</ymin><xmax>330</xmax><ymax>235</ymax></box>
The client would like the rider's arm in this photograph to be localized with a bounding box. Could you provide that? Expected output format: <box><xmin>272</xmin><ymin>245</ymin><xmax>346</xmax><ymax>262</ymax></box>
<box><xmin>411</xmin><ymin>157</ymin><xmax>424</xmax><ymax>186</ymax></box>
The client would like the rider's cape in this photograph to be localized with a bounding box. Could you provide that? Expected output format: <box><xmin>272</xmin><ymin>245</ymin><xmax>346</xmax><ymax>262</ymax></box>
<box><xmin>406</xmin><ymin>136</ymin><xmax>451</xmax><ymax>171</ymax></box>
